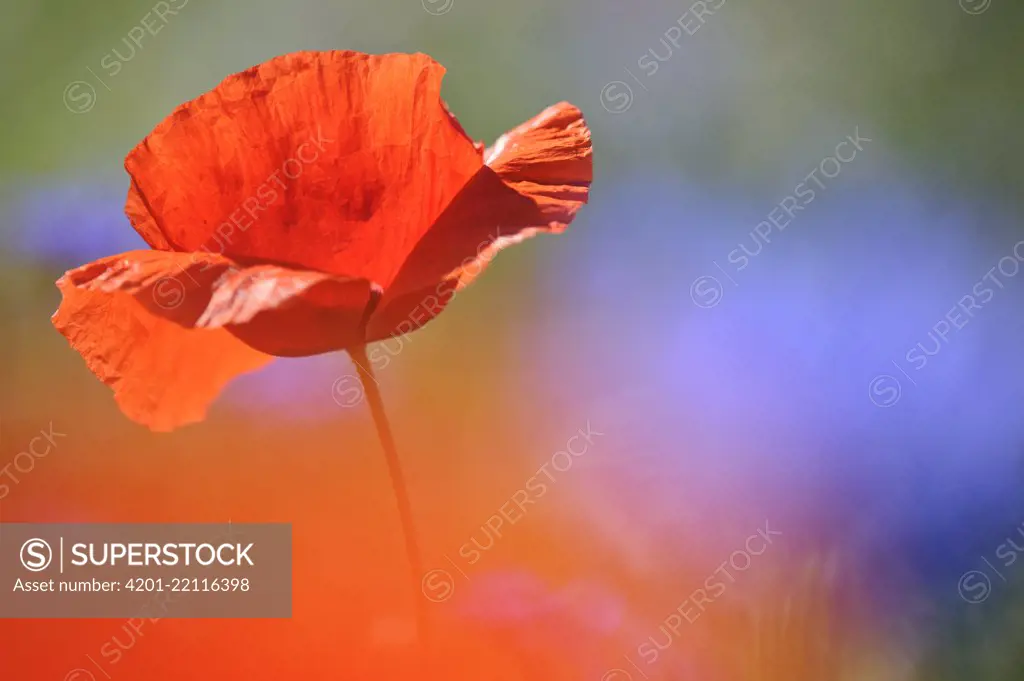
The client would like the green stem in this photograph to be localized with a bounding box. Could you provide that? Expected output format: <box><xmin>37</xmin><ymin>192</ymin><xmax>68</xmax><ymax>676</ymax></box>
<box><xmin>347</xmin><ymin>344</ymin><xmax>429</xmax><ymax>652</ymax></box>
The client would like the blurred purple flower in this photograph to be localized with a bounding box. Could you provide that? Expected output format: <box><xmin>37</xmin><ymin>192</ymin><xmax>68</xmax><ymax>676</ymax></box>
<box><xmin>4</xmin><ymin>180</ymin><xmax>146</xmax><ymax>265</ymax></box>
<box><xmin>519</xmin><ymin>167</ymin><xmax>1024</xmax><ymax>596</ymax></box>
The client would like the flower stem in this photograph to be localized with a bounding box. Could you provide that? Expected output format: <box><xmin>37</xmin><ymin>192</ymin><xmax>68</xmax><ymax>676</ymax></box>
<box><xmin>347</xmin><ymin>344</ymin><xmax>429</xmax><ymax>652</ymax></box>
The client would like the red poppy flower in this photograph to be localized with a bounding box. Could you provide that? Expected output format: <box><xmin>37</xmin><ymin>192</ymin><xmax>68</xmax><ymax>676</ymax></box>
<box><xmin>52</xmin><ymin>51</ymin><xmax>592</xmax><ymax>431</ymax></box>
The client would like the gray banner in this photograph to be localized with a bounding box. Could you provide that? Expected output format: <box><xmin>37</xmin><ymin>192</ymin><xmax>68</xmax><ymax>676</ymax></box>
<box><xmin>0</xmin><ymin>523</ymin><xmax>291</xmax><ymax>618</ymax></box>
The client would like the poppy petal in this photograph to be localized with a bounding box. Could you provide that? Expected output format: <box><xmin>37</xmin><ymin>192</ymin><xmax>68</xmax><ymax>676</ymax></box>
<box><xmin>53</xmin><ymin>250</ymin><xmax>378</xmax><ymax>429</ymax></box>
<box><xmin>124</xmin><ymin>50</ymin><xmax>483</xmax><ymax>286</ymax></box>
<box><xmin>63</xmin><ymin>250</ymin><xmax>376</xmax><ymax>354</ymax></box>
<box><xmin>53</xmin><ymin>255</ymin><xmax>273</xmax><ymax>431</ymax></box>
<box><xmin>125</xmin><ymin>177</ymin><xmax>171</xmax><ymax>250</ymax></box>
<box><xmin>366</xmin><ymin>102</ymin><xmax>592</xmax><ymax>341</ymax></box>
<box><xmin>194</xmin><ymin>265</ymin><xmax>377</xmax><ymax>357</ymax></box>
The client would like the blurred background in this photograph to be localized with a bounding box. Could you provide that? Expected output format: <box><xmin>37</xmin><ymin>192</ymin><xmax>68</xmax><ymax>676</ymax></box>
<box><xmin>2</xmin><ymin>0</ymin><xmax>1024</xmax><ymax>679</ymax></box>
